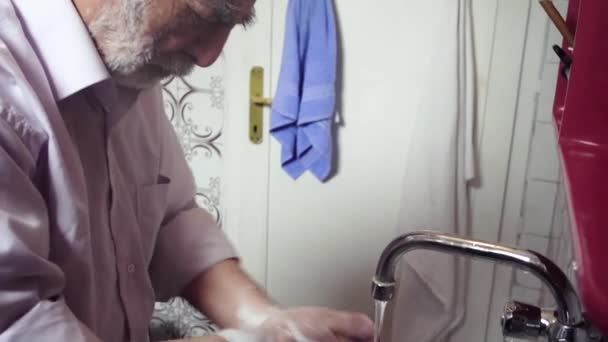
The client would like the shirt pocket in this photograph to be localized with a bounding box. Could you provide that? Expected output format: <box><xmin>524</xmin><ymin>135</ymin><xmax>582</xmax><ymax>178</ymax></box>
<box><xmin>136</xmin><ymin>176</ymin><xmax>170</xmax><ymax>263</ymax></box>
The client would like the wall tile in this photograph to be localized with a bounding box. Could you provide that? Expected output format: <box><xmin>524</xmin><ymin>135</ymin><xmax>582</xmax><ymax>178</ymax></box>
<box><xmin>522</xmin><ymin>180</ymin><xmax>558</xmax><ymax>236</ymax></box>
<box><xmin>528</xmin><ymin>123</ymin><xmax>560</xmax><ymax>181</ymax></box>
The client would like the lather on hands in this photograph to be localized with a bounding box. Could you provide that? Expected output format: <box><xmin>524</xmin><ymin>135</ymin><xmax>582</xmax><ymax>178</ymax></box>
<box><xmin>180</xmin><ymin>260</ymin><xmax>375</xmax><ymax>342</ymax></box>
<box><xmin>217</xmin><ymin>306</ymin><xmax>375</xmax><ymax>342</ymax></box>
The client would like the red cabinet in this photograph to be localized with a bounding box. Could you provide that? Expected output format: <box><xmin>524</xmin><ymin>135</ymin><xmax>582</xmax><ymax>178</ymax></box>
<box><xmin>553</xmin><ymin>0</ymin><xmax>608</xmax><ymax>334</ymax></box>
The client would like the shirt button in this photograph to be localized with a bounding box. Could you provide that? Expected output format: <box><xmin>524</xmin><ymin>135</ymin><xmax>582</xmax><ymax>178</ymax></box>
<box><xmin>127</xmin><ymin>264</ymin><xmax>136</xmax><ymax>273</ymax></box>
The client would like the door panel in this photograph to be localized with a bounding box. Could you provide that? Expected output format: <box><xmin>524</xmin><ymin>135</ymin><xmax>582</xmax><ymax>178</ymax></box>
<box><xmin>220</xmin><ymin>0</ymin><xmax>274</xmax><ymax>286</ymax></box>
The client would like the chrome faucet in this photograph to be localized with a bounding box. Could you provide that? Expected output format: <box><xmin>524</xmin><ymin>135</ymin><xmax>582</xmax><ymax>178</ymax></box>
<box><xmin>371</xmin><ymin>231</ymin><xmax>604</xmax><ymax>341</ymax></box>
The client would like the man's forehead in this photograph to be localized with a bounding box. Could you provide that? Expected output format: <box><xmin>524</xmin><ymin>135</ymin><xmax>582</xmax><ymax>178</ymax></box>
<box><xmin>184</xmin><ymin>0</ymin><xmax>255</xmax><ymax>24</ymax></box>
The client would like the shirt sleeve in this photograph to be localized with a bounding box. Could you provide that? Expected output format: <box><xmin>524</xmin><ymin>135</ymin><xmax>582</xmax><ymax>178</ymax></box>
<box><xmin>149</xmin><ymin>92</ymin><xmax>238</xmax><ymax>301</ymax></box>
<box><xmin>0</xmin><ymin>114</ymin><xmax>102</xmax><ymax>341</ymax></box>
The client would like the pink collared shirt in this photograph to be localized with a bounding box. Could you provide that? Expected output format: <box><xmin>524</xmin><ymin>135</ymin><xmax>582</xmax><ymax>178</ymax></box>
<box><xmin>0</xmin><ymin>0</ymin><xmax>237</xmax><ymax>341</ymax></box>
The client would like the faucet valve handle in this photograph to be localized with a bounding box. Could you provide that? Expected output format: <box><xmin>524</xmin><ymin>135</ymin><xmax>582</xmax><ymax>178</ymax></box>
<box><xmin>501</xmin><ymin>301</ymin><xmax>553</xmax><ymax>340</ymax></box>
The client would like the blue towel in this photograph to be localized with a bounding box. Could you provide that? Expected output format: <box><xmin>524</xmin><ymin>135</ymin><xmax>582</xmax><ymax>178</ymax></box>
<box><xmin>270</xmin><ymin>0</ymin><xmax>337</xmax><ymax>181</ymax></box>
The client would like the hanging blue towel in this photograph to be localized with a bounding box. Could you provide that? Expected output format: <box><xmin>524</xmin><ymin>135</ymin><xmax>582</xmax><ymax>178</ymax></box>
<box><xmin>270</xmin><ymin>0</ymin><xmax>337</xmax><ymax>181</ymax></box>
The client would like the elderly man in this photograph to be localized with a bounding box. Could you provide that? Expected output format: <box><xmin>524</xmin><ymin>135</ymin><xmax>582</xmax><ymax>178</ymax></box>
<box><xmin>0</xmin><ymin>0</ymin><xmax>374</xmax><ymax>341</ymax></box>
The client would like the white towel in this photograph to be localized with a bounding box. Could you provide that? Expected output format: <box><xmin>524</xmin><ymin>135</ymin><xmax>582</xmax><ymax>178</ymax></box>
<box><xmin>391</xmin><ymin>0</ymin><xmax>476</xmax><ymax>341</ymax></box>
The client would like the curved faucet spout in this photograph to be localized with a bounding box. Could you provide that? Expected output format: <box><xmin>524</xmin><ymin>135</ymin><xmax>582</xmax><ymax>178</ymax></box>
<box><xmin>371</xmin><ymin>231</ymin><xmax>583</xmax><ymax>327</ymax></box>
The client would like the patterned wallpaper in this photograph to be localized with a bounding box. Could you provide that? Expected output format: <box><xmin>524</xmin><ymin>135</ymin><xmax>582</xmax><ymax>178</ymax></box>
<box><xmin>150</xmin><ymin>58</ymin><xmax>227</xmax><ymax>340</ymax></box>
<box><xmin>161</xmin><ymin>62</ymin><xmax>226</xmax><ymax>224</ymax></box>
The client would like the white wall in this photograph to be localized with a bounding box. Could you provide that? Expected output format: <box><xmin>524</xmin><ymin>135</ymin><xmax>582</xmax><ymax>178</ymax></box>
<box><xmin>264</xmin><ymin>1</ymin><xmax>542</xmax><ymax>341</ymax></box>
<box><xmin>487</xmin><ymin>0</ymin><xmax>572</xmax><ymax>340</ymax></box>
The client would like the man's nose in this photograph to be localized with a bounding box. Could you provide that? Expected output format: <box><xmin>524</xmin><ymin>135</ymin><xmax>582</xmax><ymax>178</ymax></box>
<box><xmin>187</xmin><ymin>27</ymin><xmax>233</xmax><ymax>67</ymax></box>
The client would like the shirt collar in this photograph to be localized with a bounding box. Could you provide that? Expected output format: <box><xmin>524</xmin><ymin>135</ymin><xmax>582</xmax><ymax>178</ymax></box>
<box><xmin>12</xmin><ymin>0</ymin><xmax>111</xmax><ymax>101</ymax></box>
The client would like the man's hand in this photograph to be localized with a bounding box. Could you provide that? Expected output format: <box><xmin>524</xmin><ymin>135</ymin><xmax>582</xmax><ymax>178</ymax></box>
<box><xmin>258</xmin><ymin>307</ymin><xmax>373</xmax><ymax>342</ymax></box>
<box><xmin>166</xmin><ymin>308</ymin><xmax>375</xmax><ymax>342</ymax></box>
<box><xmin>217</xmin><ymin>307</ymin><xmax>374</xmax><ymax>342</ymax></box>
<box><xmin>182</xmin><ymin>260</ymin><xmax>374</xmax><ymax>342</ymax></box>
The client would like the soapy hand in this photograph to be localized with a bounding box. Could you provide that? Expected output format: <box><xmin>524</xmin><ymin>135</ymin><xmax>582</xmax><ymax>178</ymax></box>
<box><xmin>181</xmin><ymin>260</ymin><xmax>374</xmax><ymax>342</ymax></box>
<box><xmin>218</xmin><ymin>307</ymin><xmax>374</xmax><ymax>342</ymax></box>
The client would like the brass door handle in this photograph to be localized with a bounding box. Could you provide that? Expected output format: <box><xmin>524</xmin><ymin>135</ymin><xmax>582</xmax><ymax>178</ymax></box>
<box><xmin>249</xmin><ymin>66</ymin><xmax>272</xmax><ymax>144</ymax></box>
<box><xmin>251</xmin><ymin>95</ymin><xmax>272</xmax><ymax>106</ymax></box>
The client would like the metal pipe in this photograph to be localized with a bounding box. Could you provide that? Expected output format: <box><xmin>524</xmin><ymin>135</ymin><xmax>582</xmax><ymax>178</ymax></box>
<box><xmin>538</xmin><ymin>0</ymin><xmax>575</xmax><ymax>47</ymax></box>
<box><xmin>371</xmin><ymin>231</ymin><xmax>584</xmax><ymax>326</ymax></box>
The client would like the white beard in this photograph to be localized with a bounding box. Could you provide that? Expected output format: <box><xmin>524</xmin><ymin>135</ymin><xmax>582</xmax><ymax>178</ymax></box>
<box><xmin>88</xmin><ymin>0</ymin><xmax>196</xmax><ymax>89</ymax></box>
